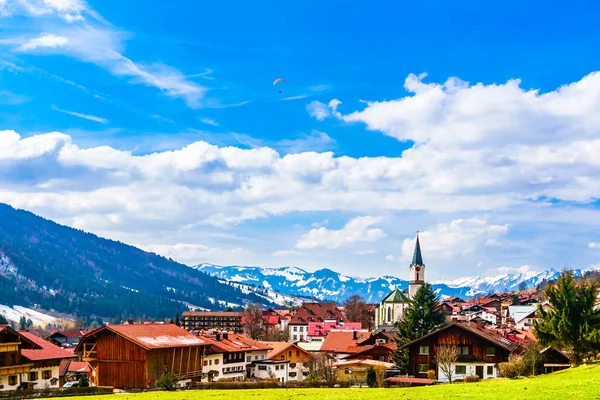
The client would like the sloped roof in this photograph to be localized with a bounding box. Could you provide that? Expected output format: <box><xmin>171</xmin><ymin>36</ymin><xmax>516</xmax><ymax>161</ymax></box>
<box><xmin>297</xmin><ymin>341</ymin><xmax>323</xmax><ymax>352</ymax></box>
<box><xmin>19</xmin><ymin>331</ymin><xmax>77</xmax><ymax>361</ymax></box>
<box><xmin>411</xmin><ymin>235</ymin><xmax>424</xmax><ymax>266</ymax></box>
<box><xmin>307</xmin><ymin>321</ymin><xmax>362</xmax><ymax>337</ymax></box>
<box><xmin>400</xmin><ymin>322</ymin><xmax>521</xmax><ymax>353</ymax></box>
<box><xmin>68</xmin><ymin>361</ymin><xmax>92</xmax><ymax>373</ymax></box>
<box><xmin>260</xmin><ymin>341</ymin><xmax>313</xmax><ymax>360</ymax></box>
<box><xmin>342</xmin><ymin>343</ymin><xmax>397</xmax><ymax>360</ymax></box>
<box><xmin>289</xmin><ymin>302</ymin><xmax>347</xmax><ymax>325</ymax></box>
<box><xmin>382</xmin><ymin>289</ymin><xmax>410</xmax><ymax>303</ymax></box>
<box><xmin>50</xmin><ymin>329</ymin><xmax>88</xmax><ymax>339</ymax></box>
<box><xmin>201</xmin><ymin>333</ymin><xmax>271</xmax><ymax>353</ymax></box>
<box><xmin>0</xmin><ymin>325</ymin><xmax>41</xmax><ymax>349</ymax></box>
<box><xmin>78</xmin><ymin>324</ymin><xmax>207</xmax><ymax>351</ymax></box>
<box><xmin>320</xmin><ymin>330</ymin><xmax>370</xmax><ymax>354</ymax></box>
<box><xmin>508</xmin><ymin>305</ymin><xmax>537</xmax><ymax>324</ymax></box>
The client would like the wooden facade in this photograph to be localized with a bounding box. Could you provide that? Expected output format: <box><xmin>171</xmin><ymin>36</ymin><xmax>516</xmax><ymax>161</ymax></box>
<box><xmin>0</xmin><ymin>326</ymin><xmax>39</xmax><ymax>391</ymax></box>
<box><xmin>77</xmin><ymin>324</ymin><xmax>207</xmax><ymax>389</ymax></box>
<box><xmin>403</xmin><ymin>323</ymin><xmax>518</xmax><ymax>379</ymax></box>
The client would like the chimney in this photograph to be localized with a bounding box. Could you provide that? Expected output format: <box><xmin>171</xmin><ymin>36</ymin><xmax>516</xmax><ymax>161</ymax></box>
<box><xmin>223</xmin><ymin>332</ymin><xmax>229</xmax><ymax>340</ymax></box>
<box><xmin>353</xmin><ymin>330</ymin><xmax>357</xmax><ymax>340</ymax></box>
<box><xmin>216</xmin><ymin>332</ymin><xmax>221</xmax><ymax>341</ymax></box>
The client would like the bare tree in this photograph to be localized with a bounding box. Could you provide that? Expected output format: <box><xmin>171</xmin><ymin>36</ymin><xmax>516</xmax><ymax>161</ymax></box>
<box><xmin>242</xmin><ymin>302</ymin><xmax>265</xmax><ymax>340</ymax></box>
<box><xmin>374</xmin><ymin>365</ymin><xmax>387</xmax><ymax>388</ymax></box>
<box><xmin>306</xmin><ymin>352</ymin><xmax>337</xmax><ymax>385</ymax></box>
<box><xmin>267</xmin><ymin>326</ymin><xmax>290</xmax><ymax>342</ymax></box>
<box><xmin>344</xmin><ymin>294</ymin><xmax>375</xmax><ymax>331</ymax></box>
<box><xmin>522</xmin><ymin>340</ymin><xmax>544</xmax><ymax>376</ymax></box>
<box><xmin>434</xmin><ymin>345</ymin><xmax>458</xmax><ymax>383</ymax></box>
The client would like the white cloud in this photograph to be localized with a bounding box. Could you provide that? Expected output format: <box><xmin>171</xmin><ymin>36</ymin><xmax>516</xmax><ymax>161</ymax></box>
<box><xmin>296</xmin><ymin>216</ymin><xmax>386</xmax><ymax>249</ymax></box>
<box><xmin>311</xmin><ymin>220</ymin><xmax>329</xmax><ymax>228</ymax></box>
<box><xmin>306</xmin><ymin>101</ymin><xmax>329</xmax><ymax>121</ymax></box>
<box><xmin>495</xmin><ymin>265</ymin><xmax>534</xmax><ymax>274</ymax></box>
<box><xmin>0</xmin><ymin>90</ymin><xmax>30</xmax><ymax>105</ymax></box>
<box><xmin>139</xmin><ymin>243</ymin><xmax>246</xmax><ymax>265</ymax></box>
<box><xmin>276</xmin><ymin>130</ymin><xmax>335</xmax><ymax>153</ymax></box>
<box><xmin>401</xmin><ymin>218</ymin><xmax>510</xmax><ymax>261</ymax></box>
<box><xmin>385</xmin><ymin>254</ymin><xmax>396</xmax><ymax>262</ymax></box>
<box><xmin>52</xmin><ymin>106</ymin><xmax>108</xmax><ymax>123</ymax></box>
<box><xmin>589</xmin><ymin>242</ymin><xmax>600</xmax><ymax>249</ymax></box>
<box><xmin>18</xmin><ymin>33</ymin><xmax>68</xmax><ymax>50</ymax></box>
<box><xmin>355</xmin><ymin>249</ymin><xmax>377</xmax><ymax>255</ymax></box>
<box><xmin>271</xmin><ymin>250</ymin><xmax>303</xmax><ymax>257</ymax></box>
<box><xmin>200</xmin><ymin>118</ymin><xmax>219</xmax><ymax>127</ymax></box>
<box><xmin>1</xmin><ymin>2</ymin><xmax>208</xmax><ymax>107</ymax></box>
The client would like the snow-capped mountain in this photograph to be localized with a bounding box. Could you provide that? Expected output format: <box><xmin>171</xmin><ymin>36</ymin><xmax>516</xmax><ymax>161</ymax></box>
<box><xmin>193</xmin><ymin>264</ymin><xmax>597</xmax><ymax>303</ymax></box>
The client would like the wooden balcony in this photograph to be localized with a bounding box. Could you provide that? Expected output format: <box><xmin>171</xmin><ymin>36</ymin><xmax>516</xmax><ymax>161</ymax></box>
<box><xmin>0</xmin><ymin>342</ymin><xmax>20</xmax><ymax>353</ymax></box>
<box><xmin>0</xmin><ymin>363</ymin><xmax>32</xmax><ymax>376</ymax></box>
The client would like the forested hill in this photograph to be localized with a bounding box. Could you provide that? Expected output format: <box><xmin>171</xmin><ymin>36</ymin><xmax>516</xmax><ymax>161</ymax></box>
<box><xmin>0</xmin><ymin>203</ymin><xmax>268</xmax><ymax>321</ymax></box>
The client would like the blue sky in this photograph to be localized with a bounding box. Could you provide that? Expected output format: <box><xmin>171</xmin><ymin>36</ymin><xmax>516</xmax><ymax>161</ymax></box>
<box><xmin>2</xmin><ymin>0</ymin><xmax>600</xmax><ymax>280</ymax></box>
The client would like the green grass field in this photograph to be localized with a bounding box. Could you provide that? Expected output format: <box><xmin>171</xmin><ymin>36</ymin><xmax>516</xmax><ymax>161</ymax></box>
<box><xmin>75</xmin><ymin>364</ymin><xmax>600</xmax><ymax>400</ymax></box>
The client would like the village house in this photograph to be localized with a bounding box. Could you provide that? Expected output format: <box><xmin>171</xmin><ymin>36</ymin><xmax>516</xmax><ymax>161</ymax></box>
<box><xmin>306</xmin><ymin>321</ymin><xmax>362</xmax><ymax>343</ymax></box>
<box><xmin>19</xmin><ymin>331</ymin><xmax>77</xmax><ymax>389</ymax></box>
<box><xmin>259</xmin><ymin>341</ymin><xmax>314</xmax><ymax>381</ymax></box>
<box><xmin>45</xmin><ymin>329</ymin><xmax>88</xmax><ymax>348</ymax></box>
<box><xmin>199</xmin><ymin>331</ymin><xmax>271</xmax><ymax>381</ymax></box>
<box><xmin>401</xmin><ymin>321</ymin><xmax>520</xmax><ymax>382</ymax></box>
<box><xmin>333</xmin><ymin>359</ymin><xmax>395</xmax><ymax>383</ymax></box>
<box><xmin>320</xmin><ymin>330</ymin><xmax>371</xmax><ymax>359</ymax></box>
<box><xmin>182</xmin><ymin>311</ymin><xmax>244</xmax><ymax>333</ymax></box>
<box><xmin>76</xmin><ymin>324</ymin><xmax>208</xmax><ymax>389</ymax></box>
<box><xmin>288</xmin><ymin>303</ymin><xmax>347</xmax><ymax>342</ymax></box>
<box><xmin>0</xmin><ymin>325</ymin><xmax>41</xmax><ymax>391</ymax></box>
<box><xmin>504</xmin><ymin>305</ymin><xmax>538</xmax><ymax>328</ymax></box>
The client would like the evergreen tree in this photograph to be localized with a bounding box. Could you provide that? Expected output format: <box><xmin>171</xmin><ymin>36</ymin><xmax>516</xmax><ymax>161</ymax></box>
<box><xmin>19</xmin><ymin>315</ymin><xmax>27</xmax><ymax>330</ymax></box>
<box><xmin>391</xmin><ymin>283</ymin><xmax>448</xmax><ymax>372</ymax></box>
<box><xmin>366</xmin><ymin>367</ymin><xmax>377</xmax><ymax>388</ymax></box>
<box><xmin>0</xmin><ymin>314</ymin><xmax>8</xmax><ymax>325</ymax></box>
<box><xmin>396</xmin><ymin>283</ymin><xmax>447</xmax><ymax>341</ymax></box>
<box><xmin>534</xmin><ymin>270</ymin><xmax>600</xmax><ymax>364</ymax></box>
<box><xmin>174</xmin><ymin>313</ymin><xmax>181</xmax><ymax>327</ymax></box>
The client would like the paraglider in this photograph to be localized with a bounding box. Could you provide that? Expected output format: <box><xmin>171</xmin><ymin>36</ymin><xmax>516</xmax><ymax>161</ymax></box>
<box><xmin>273</xmin><ymin>77</ymin><xmax>287</xmax><ymax>93</ymax></box>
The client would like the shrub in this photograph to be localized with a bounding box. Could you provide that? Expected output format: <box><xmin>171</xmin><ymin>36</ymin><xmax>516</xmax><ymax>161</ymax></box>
<box><xmin>427</xmin><ymin>369</ymin><xmax>436</xmax><ymax>380</ymax></box>
<box><xmin>366</xmin><ymin>367</ymin><xmax>377</xmax><ymax>388</ymax></box>
<box><xmin>499</xmin><ymin>356</ymin><xmax>528</xmax><ymax>378</ymax></box>
<box><xmin>78</xmin><ymin>377</ymin><xmax>90</xmax><ymax>387</ymax></box>
<box><xmin>156</xmin><ymin>373</ymin><xmax>179</xmax><ymax>391</ymax></box>
<box><xmin>464</xmin><ymin>374</ymin><xmax>480</xmax><ymax>383</ymax></box>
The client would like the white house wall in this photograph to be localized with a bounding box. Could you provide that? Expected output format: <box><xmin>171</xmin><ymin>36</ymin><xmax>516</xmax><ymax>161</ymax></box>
<box><xmin>436</xmin><ymin>362</ymin><xmax>498</xmax><ymax>383</ymax></box>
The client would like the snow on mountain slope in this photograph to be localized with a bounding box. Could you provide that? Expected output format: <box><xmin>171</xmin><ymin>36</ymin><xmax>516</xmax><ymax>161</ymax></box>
<box><xmin>193</xmin><ymin>264</ymin><xmax>598</xmax><ymax>303</ymax></box>
<box><xmin>0</xmin><ymin>304</ymin><xmax>69</xmax><ymax>328</ymax></box>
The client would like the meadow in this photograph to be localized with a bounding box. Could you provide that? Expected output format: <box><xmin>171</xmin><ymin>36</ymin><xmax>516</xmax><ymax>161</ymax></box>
<box><xmin>74</xmin><ymin>364</ymin><xmax>600</xmax><ymax>400</ymax></box>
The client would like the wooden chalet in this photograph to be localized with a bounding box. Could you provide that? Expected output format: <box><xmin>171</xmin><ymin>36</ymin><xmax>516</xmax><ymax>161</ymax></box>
<box><xmin>76</xmin><ymin>324</ymin><xmax>209</xmax><ymax>389</ymax></box>
<box><xmin>0</xmin><ymin>325</ymin><xmax>41</xmax><ymax>391</ymax></box>
<box><xmin>401</xmin><ymin>321</ymin><xmax>520</xmax><ymax>382</ymax></box>
<box><xmin>539</xmin><ymin>347</ymin><xmax>571</xmax><ymax>374</ymax></box>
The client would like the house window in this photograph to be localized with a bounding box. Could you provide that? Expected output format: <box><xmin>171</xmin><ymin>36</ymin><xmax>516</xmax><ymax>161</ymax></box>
<box><xmin>419</xmin><ymin>346</ymin><xmax>429</xmax><ymax>355</ymax></box>
<box><xmin>280</xmin><ymin>356</ymin><xmax>285</xmax><ymax>360</ymax></box>
<box><xmin>42</xmin><ymin>370</ymin><xmax>51</xmax><ymax>380</ymax></box>
<box><xmin>296</xmin><ymin>351</ymin><xmax>299</xmax><ymax>356</ymax></box>
<box><xmin>487</xmin><ymin>366</ymin><xmax>494</xmax><ymax>376</ymax></box>
<box><xmin>289</xmin><ymin>372</ymin><xmax>297</xmax><ymax>377</ymax></box>
<box><xmin>290</xmin><ymin>363</ymin><xmax>296</xmax><ymax>368</ymax></box>
<box><xmin>50</xmin><ymin>378</ymin><xmax>58</xmax><ymax>386</ymax></box>
<box><xmin>258</xmin><ymin>366</ymin><xmax>267</xmax><ymax>371</ymax></box>
<box><xmin>457</xmin><ymin>346</ymin><xmax>470</xmax><ymax>355</ymax></box>
<box><xmin>418</xmin><ymin>364</ymin><xmax>429</xmax><ymax>374</ymax></box>
<box><xmin>247</xmin><ymin>356</ymin><xmax>251</xmax><ymax>362</ymax></box>
<box><xmin>485</xmin><ymin>347</ymin><xmax>495</xmax><ymax>356</ymax></box>
<box><xmin>203</xmin><ymin>360</ymin><xmax>209</xmax><ymax>367</ymax></box>
<box><xmin>9</xmin><ymin>376</ymin><xmax>17</xmax><ymax>386</ymax></box>
<box><xmin>293</xmin><ymin>335</ymin><xmax>297</xmax><ymax>341</ymax></box>
<box><xmin>255</xmin><ymin>356</ymin><xmax>259</xmax><ymax>360</ymax></box>
<box><xmin>455</xmin><ymin>365</ymin><xmax>467</xmax><ymax>375</ymax></box>
<box><xmin>293</xmin><ymin>327</ymin><xmax>298</xmax><ymax>332</ymax></box>
<box><xmin>299</xmin><ymin>327</ymin><xmax>304</xmax><ymax>332</ymax></box>
<box><xmin>275</xmin><ymin>365</ymin><xmax>279</xmax><ymax>371</ymax></box>
<box><xmin>387</xmin><ymin>307</ymin><xmax>392</xmax><ymax>322</ymax></box>
<box><xmin>215</xmin><ymin>359</ymin><xmax>219</xmax><ymax>365</ymax></box>
<box><xmin>288</xmin><ymin>351</ymin><xmax>292</xmax><ymax>356</ymax></box>
<box><xmin>30</xmin><ymin>371</ymin><xmax>38</xmax><ymax>381</ymax></box>
<box><xmin>344</xmin><ymin>368</ymin><xmax>352</xmax><ymax>374</ymax></box>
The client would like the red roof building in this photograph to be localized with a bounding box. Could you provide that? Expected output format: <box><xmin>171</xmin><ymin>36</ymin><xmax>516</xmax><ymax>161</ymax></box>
<box><xmin>320</xmin><ymin>330</ymin><xmax>370</xmax><ymax>357</ymax></box>
<box><xmin>307</xmin><ymin>321</ymin><xmax>362</xmax><ymax>340</ymax></box>
<box><xmin>288</xmin><ymin>303</ymin><xmax>347</xmax><ymax>342</ymax></box>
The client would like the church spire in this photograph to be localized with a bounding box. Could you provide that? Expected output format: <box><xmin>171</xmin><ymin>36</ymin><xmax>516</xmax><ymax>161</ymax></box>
<box><xmin>411</xmin><ymin>234</ymin><xmax>424</xmax><ymax>266</ymax></box>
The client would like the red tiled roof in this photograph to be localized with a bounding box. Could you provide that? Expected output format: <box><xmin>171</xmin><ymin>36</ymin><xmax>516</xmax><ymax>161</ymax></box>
<box><xmin>342</xmin><ymin>342</ymin><xmax>397</xmax><ymax>360</ymax></box>
<box><xmin>79</xmin><ymin>324</ymin><xmax>207</xmax><ymax>351</ymax></box>
<box><xmin>201</xmin><ymin>332</ymin><xmax>271</xmax><ymax>353</ymax></box>
<box><xmin>320</xmin><ymin>330</ymin><xmax>370</xmax><ymax>354</ymax></box>
<box><xmin>59</xmin><ymin>359</ymin><xmax>71</xmax><ymax>377</ymax></box>
<box><xmin>19</xmin><ymin>331</ymin><xmax>77</xmax><ymax>361</ymax></box>
<box><xmin>68</xmin><ymin>361</ymin><xmax>92</xmax><ymax>374</ymax></box>
<box><xmin>0</xmin><ymin>326</ymin><xmax>41</xmax><ymax>349</ymax></box>
<box><xmin>289</xmin><ymin>302</ymin><xmax>347</xmax><ymax>326</ymax></box>
<box><xmin>307</xmin><ymin>321</ymin><xmax>362</xmax><ymax>337</ymax></box>
<box><xmin>51</xmin><ymin>329</ymin><xmax>89</xmax><ymax>339</ymax></box>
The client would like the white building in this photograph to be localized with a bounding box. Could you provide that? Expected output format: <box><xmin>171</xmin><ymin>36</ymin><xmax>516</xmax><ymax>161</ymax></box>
<box><xmin>253</xmin><ymin>360</ymin><xmax>290</xmax><ymax>382</ymax></box>
<box><xmin>437</xmin><ymin>362</ymin><xmax>499</xmax><ymax>383</ymax></box>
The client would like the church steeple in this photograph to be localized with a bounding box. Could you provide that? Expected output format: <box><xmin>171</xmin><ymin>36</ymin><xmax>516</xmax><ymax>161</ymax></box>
<box><xmin>408</xmin><ymin>233</ymin><xmax>425</xmax><ymax>299</ymax></box>
<box><xmin>412</xmin><ymin>235</ymin><xmax>424</xmax><ymax>266</ymax></box>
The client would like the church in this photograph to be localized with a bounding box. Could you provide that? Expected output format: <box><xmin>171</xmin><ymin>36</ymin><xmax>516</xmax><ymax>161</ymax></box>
<box><xmin>375</xmin><ymin>235</ymin><xmax>426</xmax><ymax>330</ymax></box>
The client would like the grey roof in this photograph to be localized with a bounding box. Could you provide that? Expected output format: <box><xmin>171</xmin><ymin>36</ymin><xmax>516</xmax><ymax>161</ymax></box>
<box><xmin>411</xmin><ymin>235</ymin><xmax>424</xmax><ymax>266</ymax></box>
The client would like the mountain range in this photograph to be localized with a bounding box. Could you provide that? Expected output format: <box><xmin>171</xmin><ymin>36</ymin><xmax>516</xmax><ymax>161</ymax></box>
<box><xmin>0</xmin><ymin>203</ymin><xmax>273</xmax><ymax>323</ymax></box>
<box><xmin>194</xmin><ymin>264</ymin><xmax>595</xmax><ymax>303</ymax></box>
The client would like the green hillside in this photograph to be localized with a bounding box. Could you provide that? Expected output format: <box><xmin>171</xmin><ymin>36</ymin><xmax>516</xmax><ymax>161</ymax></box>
<box><xmin>75</xmin><ymin>364</ymin><xmax>599</xmax><ymax>400</ymax></box>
